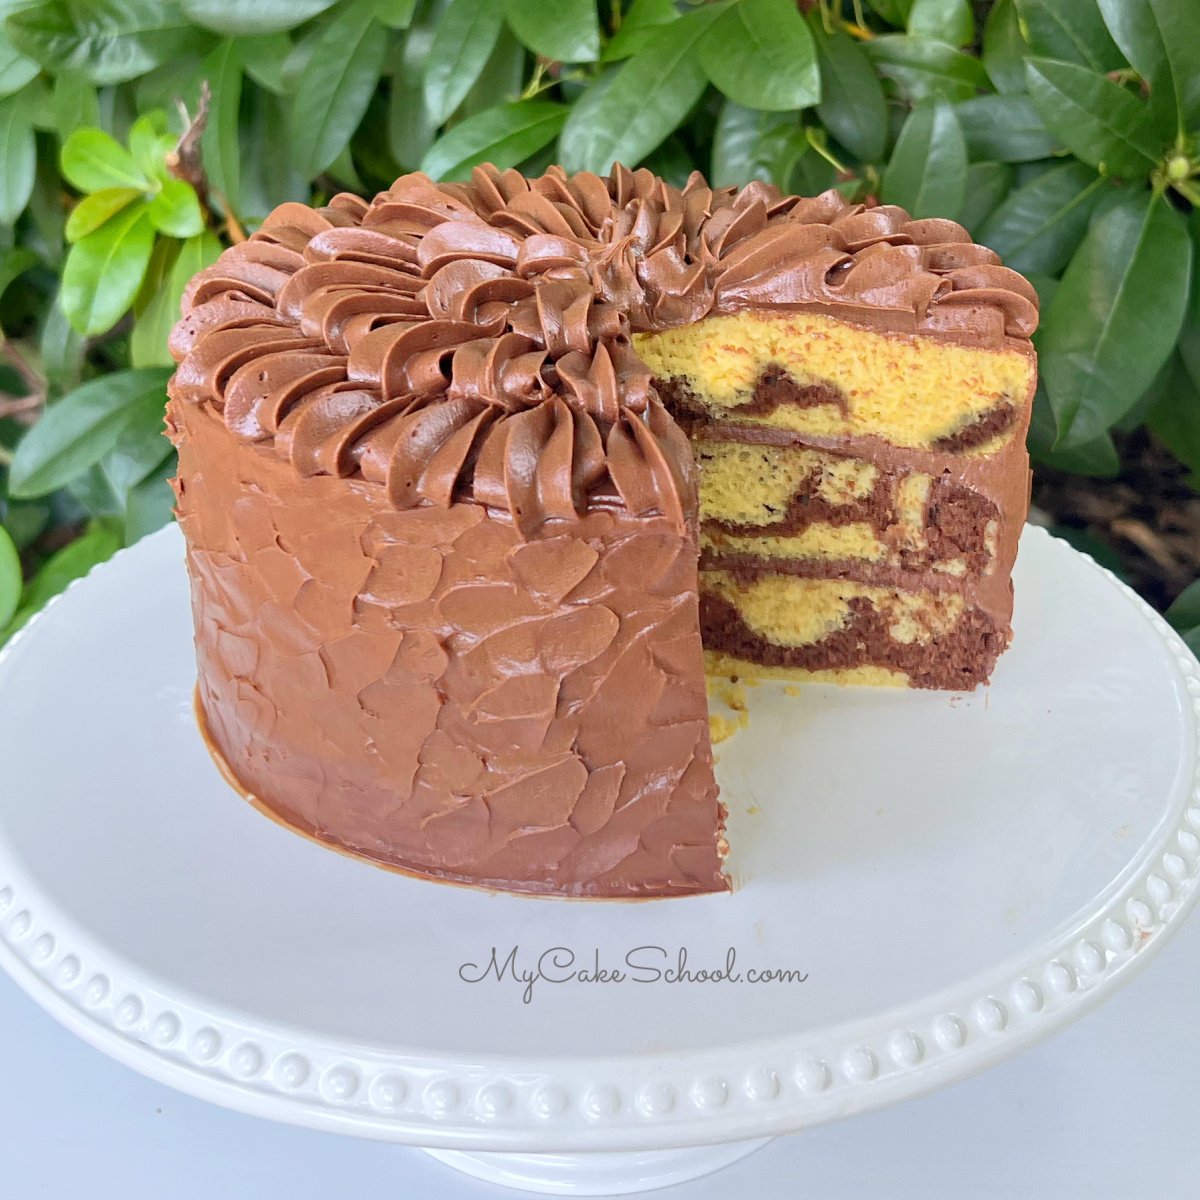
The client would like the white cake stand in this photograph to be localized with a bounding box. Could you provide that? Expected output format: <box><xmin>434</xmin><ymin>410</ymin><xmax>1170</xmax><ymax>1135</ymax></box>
<box><xmin>0</xmin><ymin>524</ymin><xmax>1197</xmax><ymax>1196</ymax></box>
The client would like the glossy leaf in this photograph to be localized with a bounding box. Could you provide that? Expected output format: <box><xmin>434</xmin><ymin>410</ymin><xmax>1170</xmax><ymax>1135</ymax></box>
<box><xmin>0</xmin><ymin>89</ymin><xmax>35</xmax><ymax>223</ymax></box>
<box><xmin>882</xmin><ymin>96</ymin><xmax>966</xmax><ymax>220</ymax></box>
<box><xmin>1014</xmin><ymin>0</ymin><xmax>1123</xmax><ymax>72</ymax></box>
<box><xmin>100</xmin><ymin>385</ymin><xmax>171</xmax><ymax>496</ymax></box>
<box><xmin>288</xmin><ymin>0</ymin><xmax>387</xmax><ymax>178</ymax></box>
<box><xmin>711</xmin><ymin>101</ymin><xmax>799</xmax><ymax>188</ymax></box>
<box><xmin>865</xmin><ymin>35</ymin><xmax>989</xmax><ymax>103</ymax></box>
<box><xmin>200</xmin><ymin>39</ymin><xmax>241</xmax><ymax>216</ymax></box>
<box><xmin>0</xmin><ymin>32</ymin><xmax>39</xmax><ymax>97</ymax></box>
<box><xmin>127</xmin><ymin>111</ymin><xmax>172</xmax><ymax>181</ymax></box>
<box><xmin>954</xmin><ymin>94</ymin><xmax>1059</xmax><ymax>163</ymax></box>
<box><xmin>8</xmin><ymin>368</ymin><xmax>172</xmax><ymax>498</ymax></box>
<box><xmin>979</xmin><ymin>162</ymin><xmax>1104</xmax><ymax>275</ymax></box>
<box><xmin>959</xmin><ymin>161</ymin><xmax>1013</xmax><ymax>235</ymax></box>
<box><xmin>602</xmin><ymin>0</ymin><xmax>676</xmax><ymax>62</ymax></box>
<box><xmin>1027</xmin><ymin>384</ymin><xmax>1121</xmax><ymax>476</ymax></box>
<box><xmin>698</xmin><ymin>0</ymin><xmax>819</xmax><ymax>113</ymax></box>
<box><xmin>64</xmin><ymin>185</ymin><xmax>141</xmax><ymax>241</ymax></box>
<box><xmin>809</xmin><ymin>16</ymin><xmax>887</xmax><ymax>163</ymax></box>
<box><xmin>1097</xmin><ymin>0</ymin><xmax>1200</xmax><ymax>136</ymax></box>
<box><xmin>60</xmin><ymin>202</ymin><xmax>155</xmax><ymax>335</ymax></box>
<box><xmin>147</xmin><ymin>177</ymin><xmax>204</xmax><ymax>237</ymax></box>
<box><xmin>124</xmin><ymin>455</ymin><xmax>176</xmax><ymax>544</ymax></box>
<box><xmin>907</xmin><ymin>0</ymin><xmax>973</xmax><ymax>46</ymax></box>
<box><xmin>131</xmin><ymin>231</ymin><xmax>220</xmax><ymax>368</ymax></box>
<box><xmin>422</xmin><ymin>0</ymin><xmax>504</xmax><ymax>126</ymax></box>
<box><xmin>461</xmin><ymin>26</ymin><xmax>525</xmax><ymax>118</ymax></box>
<box><xmin>238</xmin><ymin>32</ymin><xmax>290</xmax><ymax>95</ymax></box>
<box><xmin>867</xmin><ymin>0</ymin><xmax>914</xmax><ymax>23</ymax></box>
<box><xmin>388</xmin><ymin>1</ymin><xmax>441</xmax><ymax>169</ymax></box>
<box><xmin>1040</xmin><ymin>191</ymin><xmax>1192</xmax><ymax>446</ymax></box>
<box><xmin>1025</xmin><ymin>57</ymin><xmax>1163</xmax><ymax>179</ymax></box>
<box><xmin>50</xmin><ymin>73</ymin><xmax>100</xmax><ymax>138</ymax></box>
<box><xmin>505</xmin><ymin>0</ymin><xmax>599</xmax><ymax>63</ymax></box>
<box><xmin>560</xmin><ymin>7</ymin><xmax>719</xmax><ymax>175</ymax></box>
<box><xmin>181</xmin><ymin>0</ymin><xmax>336</xmax><ymax>35</ymax></box>
<box><xmin>6</xmin><ymin>1</ymin><xmax>212</xmax><ymax>85</ymax></box>
<box><xmin>1148</xmin><ymin>355</ymin><xmax>1200</xmax><ymax>481</ymax></box>
<box><xmin>981</xmin><ymin>0</ymin><xmax>1026</xmax><ymax>94</ymax></box>
<box><xmin>421</xmin><ymin>101</ymin><xmax>567</xmax><ymax>182</ymax></box>
<box><xmin>60</xmin><ymin>127</ymin><xmax>146</xmax><ymax>191</ymax></box>
<box><xmin>0</xmin><ymin>524</ymin><xmax>19</xmax><ymax>631</ymax></box>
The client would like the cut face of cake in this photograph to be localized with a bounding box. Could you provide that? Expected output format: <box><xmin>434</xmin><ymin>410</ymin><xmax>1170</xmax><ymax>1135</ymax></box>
<box><xmin>167</xmin><ymin>165</ymin><xmax>1037</xmax><ymax>898</ymax></box>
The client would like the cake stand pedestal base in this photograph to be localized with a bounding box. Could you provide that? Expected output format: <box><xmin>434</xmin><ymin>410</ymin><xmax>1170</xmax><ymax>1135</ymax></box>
<box><xmin>424</xmin><ymin>1139</ymin><xmax>772</xmax><ymax>1195</ymax></box>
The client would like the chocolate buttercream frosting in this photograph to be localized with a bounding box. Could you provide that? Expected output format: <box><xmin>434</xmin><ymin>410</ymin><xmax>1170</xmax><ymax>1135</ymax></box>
<box><xmin>168</xmin><ymin>164</ymin><xmax>1038</xmax><ymax>897</ymax></box>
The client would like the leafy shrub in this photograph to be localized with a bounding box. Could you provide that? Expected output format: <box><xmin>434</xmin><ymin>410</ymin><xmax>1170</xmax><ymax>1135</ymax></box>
<box><xmin>1</xmin><ymin>0</ymin><xmax>1199</xmax><ymax>643</ymax></box>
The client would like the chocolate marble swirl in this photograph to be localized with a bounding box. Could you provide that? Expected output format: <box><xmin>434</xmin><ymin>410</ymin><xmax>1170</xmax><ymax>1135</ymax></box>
<box><xmin>168</xmin><ymin>164</ymin><xmax>1039</xmax><ymax>537</ymax></box>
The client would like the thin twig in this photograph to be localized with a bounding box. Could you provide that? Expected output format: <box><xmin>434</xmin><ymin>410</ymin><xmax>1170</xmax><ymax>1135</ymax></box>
<box><xmin>0</xmin><ymin>336</ymin><xmax>43</xmax><ymax>397</ymax></box>
<box><xmin>0</xmin><ymin>393</ymin><xmax>43</xmax><ymax>421</ymax></box>
<box><xmin>166</xmin><ymin>82</ymin><xmax>212</xmax><ymax>213</ymax></box>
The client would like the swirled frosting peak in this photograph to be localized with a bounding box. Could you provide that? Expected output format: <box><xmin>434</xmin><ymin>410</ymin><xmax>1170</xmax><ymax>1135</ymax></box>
<box><xmin>169</xmin><ymin>164</ymin><xmax>1038</xmax><ymax>537</ymax></box>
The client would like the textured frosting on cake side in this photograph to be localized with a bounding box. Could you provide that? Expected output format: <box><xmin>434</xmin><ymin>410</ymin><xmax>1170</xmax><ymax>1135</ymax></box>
<box><xmin>168</xmin><ymin>163</ymin><xmax>1039</xmax><ymax>895</ymax></box>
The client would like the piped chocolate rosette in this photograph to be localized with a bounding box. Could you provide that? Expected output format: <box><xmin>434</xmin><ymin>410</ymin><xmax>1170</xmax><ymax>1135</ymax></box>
<box><xmin>166</xmin><ymin>164</ymin><xmax>1037</xmax><ymax>897</ymax></box>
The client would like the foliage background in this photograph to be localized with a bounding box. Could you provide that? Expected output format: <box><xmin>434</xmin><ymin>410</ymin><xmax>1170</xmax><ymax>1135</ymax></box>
<box><xmin>1</xmin><ymin>0</ymin><xmax>1200</xmax><ymax>649</ymax></box>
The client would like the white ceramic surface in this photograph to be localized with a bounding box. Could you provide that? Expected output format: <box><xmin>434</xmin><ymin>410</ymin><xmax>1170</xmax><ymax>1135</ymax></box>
<box><xmin>0</xmin><ymin>523</ymin><xmax>1196</xmax><ymax>1170</ymax></box>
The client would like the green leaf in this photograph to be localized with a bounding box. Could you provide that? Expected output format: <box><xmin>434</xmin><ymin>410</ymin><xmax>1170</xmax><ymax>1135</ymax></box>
<box><xmin>6</xmin><ymin>0</ymin><xmax>212</xmax><ymax>85</ymax></box>
<box><xmin>505</xmin><ymin>0</ymin><xmax>598</xmax><ymax>63</ymax></box>
<box><xmin>0</xmin><ymin>244</ymin><xmax>35</xmax><ymax>297</ymax></box>
<box><xmin>51</xmin><ymin>72</ymin><xmax>99</xmax><ymax>139</ymax></box>
<box><xmin>181</xmin><ymin>0</ymin><xmax>336</xmax><ymax>35</ymax></box>
<box><xmin>1015</xmin><ymin>0</ymin><xmax>1123</xmax><ymax>72</ymax></box>
<box><xmin>0</xmin><ymin>31</ymin><xmax>38</xmax><ymax>97</ymax></box>
<box><xmin>131</xmin><ymin>230</ymin><xmax>220</xmax><ymax>368</ymax></box>
<box><xmin>8</xmin><ymin>368</ymin><xmax>173</xmax><ymax>498</ymax></box>
<box><xmin>420</xmin><ymin>100</ymin><xmax>567</xmax><ymax>182</ymax></box>
<box><xmin>1027</xmin><ymin>384</ymin><xmax>1120</xmax><ymax>475</ymax></box>
<box><xmin>864</xmin><ymin>34</ymin><xmax>989</xmax><ymax>103</ymax></box>
<box><xmin>11</xmin><ymin>519</ymin><xmax>123</xmax><ymax>629</ymax></box>
<box><xmin>809</xmin><ymin>16</ymin><xmax>887</xmax><ymax>163</ymax></box>
<box><xmin>1040</xmin><ymin>192</ymin><xmax>1192</xmax><ymax>446</ymax></box>
<box><xmin>560</xmin><ymin>6</ymin><xmax>719</xmax><ymax>174</ymax></box>
<box><xmin>0</xmin><ymin>523</ymin><xmax>19</xmax><ymax>630</ymax></box>
<box><xmin>288</xmin><ymin>0</ymin><xmax>387</xmax><ymax>178</ymax></box>
<box><xmin>602</xmin><ymin>0</ymin><xmax>676</xmax><ymax>62</ymax></box>
<box><xmin>1026</xmin><ymin>57</ymin><xmax>1163</xmax><ymax>178</ymax></box>
<box><xmin>40</xmin><ymin>295</ymin><xmax>86</xmax><ymax>399</ymax></box>
<box><xmin>882</xmin><ymin>96</ymin><xmax>966</xmax><ymax>219</ymax></box>
<box><xmin>423</xmin><ymin>0</ymin><xmax>504</xmax><ymax>126</ymax></box>
<box><xmin>1148</xmin><ymin>356</ymin><xmax>1200</xmax><ymax>480</ymax></box>
<box><xmin>868</xmin><ymin>0</ymin><xmax>914</xmax><ymax>24</ymax></box>
<box><xmin>60</xmin><ymin>126</ymin><xmax>146</xmax><ymax>191</ymax></box>
<box><xmin>64</xmin><ymin>185</ymin><xmax>141</xmax><ymax>241</ymax></box>
<box><xmin>959</xmin><ymin>161</ymin><xmax>1013</xmax><ymax>234</ymax></box>
<box><xmin>387</xmin><ymin>0</ymin><xmax>440</xmax><ymax>169</ymax></box>
<box><xmin>376</xmin><ymin>0</ymin><xmax>416</xmax><ymax>30</ymax></box>
<box><xmin>711</xmin><ymin>101</ymin><xmax>798</xmax><ymax>188</ymax></box>
<box><xmin>954</xmin><ymin>94</ymin><xmax>1059</xmax><ymax>163</ymax></box>
<box><xmin>0</xmin><ymin>88</ymin><xmax>34</xmax><ymax>223</ymax></box>
<box><xmin>200</xmin><ymin>39</ymin><xmax>241</xmax><ymax>215</ymax></box>
<box><xmin>698</xmin><ymin>0</ymin><xmax>819</xmax><ymax>113</ymax></box>
<box><xmin>238</xmin><ymin>32</ymin><xmax>290</xmax><ymax>94</ymax></box>
<box><xmin>1166</xmin><ymin>573</ymin><xmax>1200</xmax><ymax>635</ymax></box>
<box><xmin>981</xmin><ymin>0</ymin><xmax>1026</xmax><ymax>94</ymax></box>
<box><xmin>907</xmin><ymin>0</ymin><xmax>973</xmax><ymax>47</ymax></box>
<box><xmin>147</xmin><ymin>177</ymin><xmax>204</xmax><ymax>237</ymax></box>
<box><xmin>124</xmin><ymin>454</ymin><xmax>176</xmax><ymax>544</ymax></box>
<box><xmin>127</xmin><ymin>110</ymin><xmax>173</xmax><ymax>181</ymax></box>
<box><xmin>461</xmin><ymin>26</ymin><xmax>525</xmax><ymax>118</ymax></box>
<box><xmin>979</xmin><ymin>162</ymin><xmax>1104</xmax><ymax>275</ymax></box>
<box><xmin>60</xmin><ymin>201</ymin><xmax>155</xmax><ymax>335</ymax></box>
<box><xmin>100</xmin><ymin>386</ymin><xmax>171</xmax><ymax>497</ymax></box>
<box><xmin>1097</xmin><ymin>0</ymin><xmax>1200</xmax><ymax>136</ymax></box>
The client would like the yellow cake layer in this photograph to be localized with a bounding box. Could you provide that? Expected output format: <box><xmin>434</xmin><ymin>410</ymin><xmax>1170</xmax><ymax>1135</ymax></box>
<box><xmin>706</xmin><ymin>650</ymin><xmax>909</xmax><ymax>688</ymax></box>
<box><xmin>635</xmin><ymin>310</ymin><xmax>1033</xmax><ymax>451</ymax></box>
<box><xmin>701</xmin><ymin>570</ymin><xmax>966</xmax><ymax>649</ymax></box>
